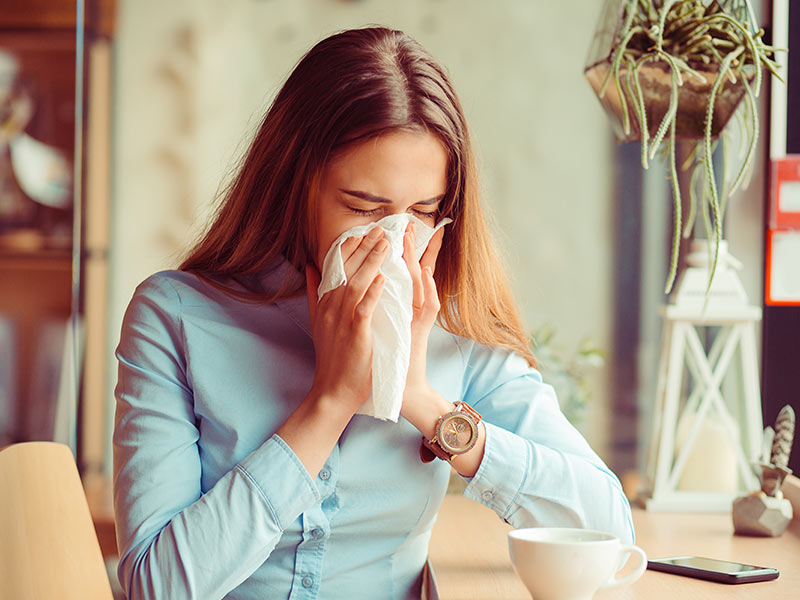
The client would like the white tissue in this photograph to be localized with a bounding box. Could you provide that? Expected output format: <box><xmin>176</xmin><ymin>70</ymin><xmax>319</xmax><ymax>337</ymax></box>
<box><xmin>318</xmin><ymin>213</ymin><xmax>451</xmax><ymax>422</ymax></box>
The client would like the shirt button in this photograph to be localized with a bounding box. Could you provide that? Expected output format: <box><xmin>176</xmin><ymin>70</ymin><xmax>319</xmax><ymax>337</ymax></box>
<box><xmin>311</xmin><ymin>528</ymin><xmax>324</xmax><ymax>539</ymax></box>
<box><xmin>302</xmin><ymin>576</ymin><xmax>314</xmax><ymax>588</ymax></box>
<box><xmin>319</xmin><ymin>469</ymin><xmax>331</xmax><ymax>480</ymax></box>
<box><xmin>481</xmin><ymin>490</ymin><xmax>494</xmax><ymax>502</ymax></box>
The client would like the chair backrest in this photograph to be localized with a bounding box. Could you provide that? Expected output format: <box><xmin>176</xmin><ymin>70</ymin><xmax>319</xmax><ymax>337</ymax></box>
<box><xmin>0</xmin><ymin>442</ymin><xmax>113</xmax><ymax>600</ymax></box>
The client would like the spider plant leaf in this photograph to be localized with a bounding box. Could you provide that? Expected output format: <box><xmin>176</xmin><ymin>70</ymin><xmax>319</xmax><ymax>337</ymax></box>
<box><xmin>665</xmin><ymin>121</ymin><xmax>682</xmax><ymax>294</ymax></box>
<box><xmin>633</xmin><ymin>54</ymin><xmax>651</xmax><ymax>168</ymax></box>
<box><xmin>704</xmin><ymin>13</ymin><xmax>762</xmax><ymax>95</ymax></box>
<box><xmin>664</xmin><ymin>7</ymin><xmax>702</xmax><ymax>39</ymax></box>
<box><xmin>703</xmin><ymin>47</ymin><xmax>743</xmax><ymax>295</ymax></box>
<box><xmin>720</xmin><ymin>127</ymin><xmax>732</xmax><ymax>214</ymax></box>
<box><xmin>681</xmin><ymin>139</ymin><xmax>702</xmax><ymax>171</ymax></box>
<box><xmin>727</xmin><ymin>72</ymin><xmax>758</xmax><ymax>196</ymax></box>
<box><xmin>671</xmin><ymin>55</ymin><xmax>708</xmax><ymax>83</ymax></box>
<box><xmin>624</xmin><ymin>55</ymin><xmax>641</xmax><ymax>138</ymax></box>
<box><xmin>649</xmin><ymin>52</ymin><xmax>681</xmax><ymax>160</ymax></box>
<box><xmin>619</xmin><ymin>0</ymin><xmax>638</xmax><ymax>39</ymax></box>
<box><xmin>639</xmin><ymin>0</ymin><xmax>658</xmax><ymax>23</ymax></box>
<box><xmin>700</xmin><ymin>160</ymin><xmax>713</xmax><ymax>245</ymax></box>
<box><xmin>656</xmin><ymin>0</ymin><xmax>679</xmax><ymax>52</ymax></box>
<box><xmin>760</xmin><ymin>55</ymin><xmax>786</xmax><ymax>83</ymax></box>
<box><xmin>601</xmin><ymin>27</ymin><xmax>639</xmax><ymax>98</ymax></box>
<box><xmin>599</xmin><ymin>1</ymin><xmax>639</xmax><ymax>98</ymax></box>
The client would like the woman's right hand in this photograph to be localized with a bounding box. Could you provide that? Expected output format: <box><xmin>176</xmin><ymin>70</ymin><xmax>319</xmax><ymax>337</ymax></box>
<box><xmin>304</xmin><ymin>227</ymin><xmax>388</xmax><ymax>414</ymax></box>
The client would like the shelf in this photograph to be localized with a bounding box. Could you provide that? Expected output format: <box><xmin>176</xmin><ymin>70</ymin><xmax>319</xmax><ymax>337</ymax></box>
<box><xmin>0</xmin><ymin>248</ymin><xmax>73</xmax><ymax>272</ymax></box>
<box><xmin>0</xmin><ymin>0</ymin><xmax>115</xmax><ymax>37</ymax></box>
<box><xmin>0</xmin><ymin>257</ymin><xmax>72</xmax><ymax>315</ymax></box>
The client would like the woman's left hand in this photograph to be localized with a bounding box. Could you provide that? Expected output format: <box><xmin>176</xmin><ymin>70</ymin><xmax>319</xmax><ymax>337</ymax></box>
<box><xmin>400</xmin><ymin>222</ymin><xmax>447</xmax><ymax>421</ymax></box>
<box><xmin>399</xmin><ymin>222</ymin><xmax>485</xmax><ymax>476</ymax></box>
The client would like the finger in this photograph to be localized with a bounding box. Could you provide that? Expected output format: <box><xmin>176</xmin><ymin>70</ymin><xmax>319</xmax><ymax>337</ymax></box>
<box><xmin>404</xmin><ymin>222</ymin><xmax>417</xmax><ymax>260</ymax></box>
<box><xmin>354</xmin><ymin>272</ymin><xmax>386</xmax><ymax>324</ymax></box>
<box><xmin>344</xmin><ymin>227</ymin><xmax>385</xmax><ymax>278</ymax></box>
<box><xmin>305</xmin><ymin>263</ymin><xmax>322</xmax><ymax>325</ymax></box>
<box><xmin>339</xmin><ymin>235</ymin><xmax>364</xmax><ymax>264</ymax></box>
<box><xmin>345</xmin><ymin>236</ymin><xmax>390</xmax><ymax>306</ymax></box>
<box><xmin>403</xmin><ymin>225</ymin><xmax>424</xmax><ymax>310</ymax></box>
<box><xmin>419</xmin><ymin>265</ymin><xmax>441</xmax><ymax>323</ymax></box>
<box><xmin>419</xmin><ymin>227</ymin><xmax>444</xmax><ymax>274</ymax></box>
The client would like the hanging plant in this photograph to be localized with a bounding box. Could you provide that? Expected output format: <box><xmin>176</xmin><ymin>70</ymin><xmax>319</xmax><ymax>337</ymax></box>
<box><xmin>585</xmin><ymin>0</ymin><xmax>785</xmax><ymax>294</ymax></box>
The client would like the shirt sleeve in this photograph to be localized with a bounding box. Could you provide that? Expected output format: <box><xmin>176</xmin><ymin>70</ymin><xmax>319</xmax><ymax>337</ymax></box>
<box><xmin>456</xmin><ymin>338</ymin><xmax>635</xmax><ymax>544</ymax></box>
<box><xmin>113</xmin><ymin>274</ymin><xmax>321</xmax><ymax>600</ymax></box>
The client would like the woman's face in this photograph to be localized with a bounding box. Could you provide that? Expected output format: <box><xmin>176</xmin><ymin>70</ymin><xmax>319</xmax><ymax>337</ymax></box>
<box><xmin>313</xmin><ymin>130</ymin><xmax>448</xmax><ymax>269</ymax></box>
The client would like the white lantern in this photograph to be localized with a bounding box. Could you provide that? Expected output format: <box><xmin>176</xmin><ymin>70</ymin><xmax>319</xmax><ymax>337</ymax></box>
<box><xmin>642</xmin><ymin>240</ymin><xmax>764</xmax><ymax>511</ymax></box>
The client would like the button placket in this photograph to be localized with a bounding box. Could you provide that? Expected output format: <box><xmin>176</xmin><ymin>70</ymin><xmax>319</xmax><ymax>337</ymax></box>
<box><xmin>315</xmin><ymin>443</ymin><xmax>339</xmax><ymax>497</ymax></box>
<box><xmin>291</xmin><ymin>446</ymin><xmax>338</xmax><ymax>597</ymax></box>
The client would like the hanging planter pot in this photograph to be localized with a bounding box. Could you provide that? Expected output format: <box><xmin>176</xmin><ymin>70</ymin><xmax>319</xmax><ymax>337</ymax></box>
<box><xmin>585</xmin><ymin>58</ymin><xmax>753</xmax><ymax>142</ymax></box>
<box><xmin>584</xmin><ymin>0</ymin><xmax>784</xmax><ymax>294</ymax></box>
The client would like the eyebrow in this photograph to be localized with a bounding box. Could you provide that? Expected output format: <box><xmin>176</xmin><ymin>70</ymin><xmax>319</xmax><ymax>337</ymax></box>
<box><xmin>340</xmin><ymin>189</ymin><xmax>444</xmax><ymax>205</ymax></box>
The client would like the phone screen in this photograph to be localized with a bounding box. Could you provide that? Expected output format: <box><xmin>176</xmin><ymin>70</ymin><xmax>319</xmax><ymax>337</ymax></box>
<box><xmin>656</xmin><ymin>556</ymin><xmax>766</xmax><ymax>573</ymax></box>
<box><xmin>647</xmin><ymin>555</ymin><xmax>780</xmax><ymax>584</ymax></box>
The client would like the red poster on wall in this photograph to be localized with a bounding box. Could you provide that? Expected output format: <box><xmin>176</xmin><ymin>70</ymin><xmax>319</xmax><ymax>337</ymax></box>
<box><xmin>770</xmin><ymin>156</ymin><xmax>800</xmax><ymax>229</ymax></box>
<box><xmin>765</xmin><ymin>230</ymin><xmax>800</xmax><ymax>306</ymax></box>
<box><xmin>766</xmin><ymin>157</ymin><xmax>800</xmax><ymax>306</ymax></box>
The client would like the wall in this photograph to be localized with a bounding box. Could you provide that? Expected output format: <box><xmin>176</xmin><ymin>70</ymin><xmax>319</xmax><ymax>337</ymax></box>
<box><xmin>108</xmin><ymin>0</ymin><xmax>616</xmax><ymax>463</ymax></box>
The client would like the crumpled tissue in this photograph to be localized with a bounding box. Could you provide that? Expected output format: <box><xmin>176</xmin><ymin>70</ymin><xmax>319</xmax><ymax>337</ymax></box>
<box><xmin>318</xmin><ymin>213</ymin><xmax>451</xmax><ymax>422</ymax></box>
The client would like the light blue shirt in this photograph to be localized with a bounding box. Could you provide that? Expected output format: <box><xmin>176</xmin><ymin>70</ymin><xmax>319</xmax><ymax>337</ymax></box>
<box><xmin>113</xmin><ymin>260</ymin><xmax>634</xmax><ymax>600</ymax></box>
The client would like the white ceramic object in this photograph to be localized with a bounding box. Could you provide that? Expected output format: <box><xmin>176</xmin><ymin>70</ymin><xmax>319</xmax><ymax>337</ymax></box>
<box><xmin>508</xmin><ymin>528</ymin><xmax>646</xmax><ymax>600</ymax></box>
<box><xmin>9</xmin><ymin>131</ymin><xmax>72</xmax><ymax>208</ymax></box>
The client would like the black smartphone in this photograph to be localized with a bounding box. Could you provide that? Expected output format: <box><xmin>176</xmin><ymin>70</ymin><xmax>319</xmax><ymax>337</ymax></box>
<box><xmin>647</xmin><ymin>555</ymin><xmax>779</xmax><ymax>584</ymax></box>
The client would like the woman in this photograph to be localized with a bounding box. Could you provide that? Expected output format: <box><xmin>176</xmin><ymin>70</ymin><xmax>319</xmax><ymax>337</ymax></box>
<box><xmin>113</xmin><ymin>26</ymin><xmax>633</xmax><ymax>600</ymax></box>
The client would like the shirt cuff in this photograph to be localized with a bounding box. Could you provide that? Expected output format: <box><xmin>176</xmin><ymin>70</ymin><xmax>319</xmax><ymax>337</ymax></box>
<box><xmin>236</xmin><ymin>434</ymin><xmax>321</xmax><ymax>530</ymax></box>
<box><xmin>463</xmin><ymin>421</ymin><xmax>530</xmax><ymax>520</ymax></box>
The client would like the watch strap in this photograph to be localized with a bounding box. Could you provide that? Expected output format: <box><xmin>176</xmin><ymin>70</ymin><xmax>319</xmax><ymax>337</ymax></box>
<box><xmin>420</xmin><ymin>436</ymin><xmax>452</xmax><ymax>463</ymax></box>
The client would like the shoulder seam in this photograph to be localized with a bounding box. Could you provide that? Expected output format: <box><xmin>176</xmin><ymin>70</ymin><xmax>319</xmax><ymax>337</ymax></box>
<box><xmin>160</xmin><ymin>276</ymin><xmax>190</xmax><ymax>380</ymax></box>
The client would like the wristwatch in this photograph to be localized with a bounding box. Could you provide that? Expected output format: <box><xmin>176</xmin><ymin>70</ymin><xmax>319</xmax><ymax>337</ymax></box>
<box><xmin>420</xmin><ymin>401</ymin><xmax>482</xmax><ymax>463</ymax></box>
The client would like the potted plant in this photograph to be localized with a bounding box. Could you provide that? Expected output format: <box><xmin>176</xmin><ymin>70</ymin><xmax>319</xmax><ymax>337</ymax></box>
<box><xmin>584</xmin><ymin>0</ymin><xmax>784</xmax><ymax>293</ymax></box>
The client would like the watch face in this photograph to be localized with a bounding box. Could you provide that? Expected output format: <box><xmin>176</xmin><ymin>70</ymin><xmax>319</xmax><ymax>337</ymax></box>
<box><xmin>439</xmin><ymin>414</ymin><xmax>477</xmax><ymax>454</ymax></box>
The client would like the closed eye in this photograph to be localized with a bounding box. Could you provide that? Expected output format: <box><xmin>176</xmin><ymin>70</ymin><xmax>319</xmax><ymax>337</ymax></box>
<box><xmin>348</xmin><ymin>206</ymin><xmax>381</xmax><ymax>216</ymax></box>
<box><xmin>347</xmin><ymin>206</ymin><xmax>437</xmax><ymax>219</ymax></box>
<box><xmin>411</xmin><ymin>208</ymin><xmax>437</xmax><ymax>220</ymax></box>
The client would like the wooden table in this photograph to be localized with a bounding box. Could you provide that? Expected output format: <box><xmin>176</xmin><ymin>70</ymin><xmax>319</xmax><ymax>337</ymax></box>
<box><xmin>429</xmin><ymin>486</ymin><xmax>800</xmax><ymax>599</ymax></box>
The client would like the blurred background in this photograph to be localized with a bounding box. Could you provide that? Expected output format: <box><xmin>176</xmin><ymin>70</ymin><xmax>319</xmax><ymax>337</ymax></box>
<box><xmin>1</xmin><ymin>1</ymin><xmax>797</xmax><ymax>586</ymax></box>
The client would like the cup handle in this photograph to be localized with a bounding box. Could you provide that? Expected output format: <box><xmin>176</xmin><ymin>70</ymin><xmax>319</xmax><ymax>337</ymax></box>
<box><xmin>600</xmin><ymin>545</ymin><xmax>647</xmax><ymax>590</ymax></box>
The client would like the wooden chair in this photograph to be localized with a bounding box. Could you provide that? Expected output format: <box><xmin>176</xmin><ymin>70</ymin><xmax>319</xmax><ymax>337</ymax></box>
<box><xmin>0</xmin><ymin>442</ymin><xmax>113</xmax><ymax>600</ymax></box>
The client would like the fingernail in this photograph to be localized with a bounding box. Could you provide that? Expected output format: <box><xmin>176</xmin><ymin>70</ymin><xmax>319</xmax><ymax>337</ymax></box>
<box><xmin>367</xmin><ymin>227</ymin><xmax>382</xmax><ymax>240</ymax></box>
<box><xmin>376</xmin><ymin>239</ymin><xmax>389</xmax><ymax>252</ymax></box>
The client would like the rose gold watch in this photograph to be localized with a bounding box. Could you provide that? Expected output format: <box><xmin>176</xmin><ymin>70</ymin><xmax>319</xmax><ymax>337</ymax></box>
<box><xmin>419</xmin><ymin>401</ymin><xmax>482</xmax><ymax>463</ymax></box>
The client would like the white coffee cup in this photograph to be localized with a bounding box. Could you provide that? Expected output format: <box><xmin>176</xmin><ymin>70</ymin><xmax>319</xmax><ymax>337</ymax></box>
<box><xmin>508</xmin><ymin>527</ymin><xmax>647</xmax><ymax>600</ymax></box>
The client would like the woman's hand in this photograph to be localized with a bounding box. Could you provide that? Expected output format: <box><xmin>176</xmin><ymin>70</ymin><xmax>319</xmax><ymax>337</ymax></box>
<box><xmin>304</xmin><ymin>227</ymin><xmax>389</xmax><ymax>415</ymax></box>
<box><xmin>398</xmin><ymin>223</ymin><xmax>485</xmax><ymax>476</ymax></box>
<box><xmin>277</xmin><ymin>228</ymin><xmax>388</xmax><ymax>477</ymax></box>
<box><xmin>400</xmin><ymin>223</ymin><xmax>452</xmax><ymax>432</ymax></box>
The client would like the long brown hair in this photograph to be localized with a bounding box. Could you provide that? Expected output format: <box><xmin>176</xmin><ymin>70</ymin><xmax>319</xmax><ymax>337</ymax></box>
<box><xmin>180</xmin><ymin>26</ymin><xmax>536</xmax><ymax>367</ymax></box>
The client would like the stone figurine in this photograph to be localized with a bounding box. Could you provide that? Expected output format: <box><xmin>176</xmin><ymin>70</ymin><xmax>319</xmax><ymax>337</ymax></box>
<box><xmin>733</xmin><ymin>405</ymin><xmax>795</xmax><ymax>537</ymax></box>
